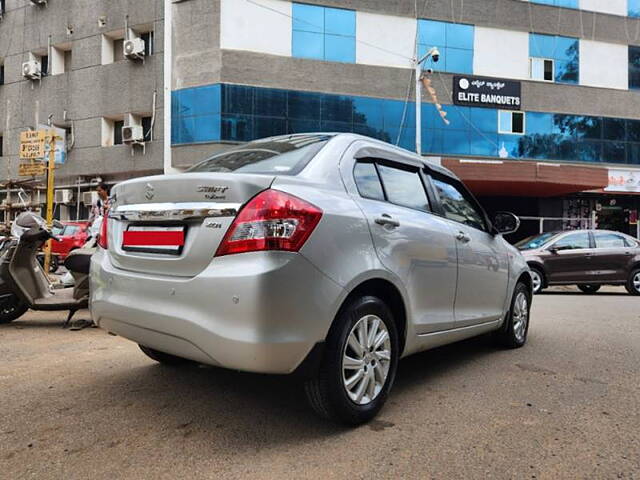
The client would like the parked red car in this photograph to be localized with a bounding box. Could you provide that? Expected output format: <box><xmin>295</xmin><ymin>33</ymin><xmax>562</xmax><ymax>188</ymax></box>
<box><xmin>51</xmin><ymin>221</ymin><xmax>91</xmax><ymax>260</ymax></box>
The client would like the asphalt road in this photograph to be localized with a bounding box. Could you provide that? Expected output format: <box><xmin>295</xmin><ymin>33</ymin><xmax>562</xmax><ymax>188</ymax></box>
<box><xmin>1</xmin><ymin>287</ymin><xmax>639</xmax><ymax>479</ymax></box>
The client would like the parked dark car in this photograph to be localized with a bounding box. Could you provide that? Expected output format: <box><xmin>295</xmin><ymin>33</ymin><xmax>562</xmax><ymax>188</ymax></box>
<box><xmin>517</xmin><ymin>229</ymin><xmax>640</xmax><ymax>295</ymax></box>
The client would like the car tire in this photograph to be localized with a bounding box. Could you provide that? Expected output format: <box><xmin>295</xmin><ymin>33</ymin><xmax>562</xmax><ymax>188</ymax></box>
<box><xmin>578</xmin><ymin>284</ymin><xmax>601</xmax><ymax>294</ymax></box>
<box><xmin>495</xmin><ymin>282</ymin><xmax>531</xmax><ymax>349</ymax></box>
<box><xmin>138</xmin><ymin>345</ymin><xmax>191</xmax><ymax>366</ymax></box>
<box><xmin>304</xmin><ymin>296</ymin><xmax>399</xmax><ymax>425</ymax></box>
<box><xmin>529</xmin><ymin>267</ymin><xmax>545</xmax><ymax>294</ymax></box>
<box><xmin>49</xmin><ymin>256</ymin><xmax>59</xmax><ymax>274</ymax></box>
<box><xmin>0</xmin><ymin>294</ymin><xmax>29</xmax><ymax>324</ymax></box>
<box><xmin>626</xmin><ymin>269</ymin><xmax>640</xmax><ymax>296</ymax></box>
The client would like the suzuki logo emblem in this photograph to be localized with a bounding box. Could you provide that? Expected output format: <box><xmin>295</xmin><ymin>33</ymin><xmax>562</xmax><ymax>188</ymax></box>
<box><xmin>144</xmin><ymin>183</ymin><xmax>155</xmax><ymax>200</ymax></box>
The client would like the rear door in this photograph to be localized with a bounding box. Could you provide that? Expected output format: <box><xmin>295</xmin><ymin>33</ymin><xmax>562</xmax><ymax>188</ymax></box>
<box><xmin>350</xmin><ymin>159</ymin><xmax>458</xmax><ymax>334</ymax></box>
<box><xmin>544</xmin><ymin>232</ymin><xmax>595</xmax><ymax>283</ymax></box>
<box><xmin>427</xmin><ymin>173</ymin><xmax>509</xmax><ymax>327</ymax></box>
<box><xmin>591</xmin><ymin>231</ymin><xmax>636</xmax><ymax>282</ymax></box>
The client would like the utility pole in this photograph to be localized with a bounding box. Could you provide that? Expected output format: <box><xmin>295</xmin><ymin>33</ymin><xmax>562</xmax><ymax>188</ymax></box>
<box><xmin>42</xmin><ymin>131</ymin><xmax>57</xmax><ymax>274</ymax></box>
<box><xmin>414</xmin><ymin>46</ymin><xmax>441</xmax><ymax>156</ymax></box>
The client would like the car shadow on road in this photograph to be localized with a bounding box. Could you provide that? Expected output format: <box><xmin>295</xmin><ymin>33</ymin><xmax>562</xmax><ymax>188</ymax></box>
<box><xmin>74</xmin><ymin>334</ymin><xmax>497</xmax><ymax>450</ymax></box>
<box><xmin>539</xmin><ymin>291</ymin><xmax>630</xmax><ymax>297</ymax></box>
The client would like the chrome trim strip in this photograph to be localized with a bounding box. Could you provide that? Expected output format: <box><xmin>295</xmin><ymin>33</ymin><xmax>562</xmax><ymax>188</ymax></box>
<box><xmin>111</xmin><ymin>202</ymin><xmax>241</xmax><ymax>221</ymax></box>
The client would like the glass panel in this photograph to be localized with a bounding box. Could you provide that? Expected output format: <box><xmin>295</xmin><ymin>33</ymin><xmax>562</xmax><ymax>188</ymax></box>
<box><xmin>321</xmin><ymin>95</ymin><xmax>353</xmax><ymax>122</ymax></box>
<box><xmin>221</xmin><ymin>114</ymin><xmax>254</xmax><ymax>142</ymax></box>
<box><xmin>222</xmin><ymin>84</ymin><xmax>254</xmax><ymax>115</ymax></box>
<box><xmin>555</xmin><ymin>37</ymin><xmax>578</xmax><ymax>61</ymax></box>
<box><xmin>288</xmin><ymin>119</ymin><xmax>321</xmax><ymax>133</ymax></box>
<box><xmin>530</xmin><ymin>58</ymin><xmax>546</xmax><ymax>80</ymax></box>
<box><xmin>552</xmin><ymin>232</ymin><xmax>590</xmax><ymax>250</ymax></box>
<box><xmin>529</xmin><ymin>33</ymin><xmax>555</xmax><ymax>59</ymax></box>
<box><xmin>292</xmin><ymin>30</ymin><xmax>324</xmax><ymax>60</ymax></box>
<box><xmin>469</xmin><ymin>108</ymin><xmax>497</xmax><ymax>133</ymax></box>
<box><xmin>418</xmin><ymin>19</ymin><xmax>446</xmax><ymax>47</ymax></box>
<box><xmin>172</xmin><ymin>114</ymin><xmax>221</xmax><ymax>144</ymax></box>
<box><xmin>320</xmin><ymin>120</ymin><xmax>352</xmax><ymax>132</ymax></box>
<box><xmin>441</xmin><ymin>129</ymin><xmax>470</xmax><ymax>155</ymax></box>
<box><xmin>253</xmin><ymin>116</ymin><xmax>287</xmax><ymax>139</ymax></box>
<box><xmin>527</xmin><ymin>112</ymin><xmax>553</xmax><ymax>135</ymax></box>
<box><xmin>595</xmin><ymin>233</ymin><xmax>628</xmax><ymax>248</ymax></box>
<box><xmin>288</xmin><ymin>91</ymin><xmax>321</xmax><ymax>120</ymax></box>
<box><xmin>603</xmin><ymin>118</ymin><xmax>625</xmax><ymax>141</ymax></box>
<box><xmin>353</xmin><ymin>97</ymin><xmax>384</xmax><ymax>128</ymax></box>
<box><xmin>576</xmin><ymin>141</ymin><xmax>601</xmax><ymax>163</ymax></box>
<box><xmin>445</xmin><ymin>47</ymin><xmax>473</xmax><ymax>74</ymax></box>
<box><xmin>512</xmin><ymin>112</ymin><xmax>524</xmax><ymax>134</ymax></box>
<box><xmin>631</xmin><ymin>0</ymin><xmax>640</xmax><ymax>17</ymax></box>
<box><xmin>353</xmin><ymin>162</ymin><xmax>385</xmax><ymax>201</ymax></box>
<box><xmin>254</xmin><ymin>88</ymin><xmax>287</xmax><ymax>117</ymax></box>
<box><xmin>627</xmin><ymin>120</ymin><xmax>640</xmax><ymax>142</ymax></box>
<box><xmin>292</xmin><ymin>3</ymin><xmax>324</xmax><ymax>33</ymax></box>
<box><xmin>445</xmin><ymin>22</ymin><xmax>473</xmax><ymax>50</ymax></box>
<box><xmin>499</xmin><ymin>110</ymin><xmax>512</xmax><ymax>133</ymax></box>
<box><xmin>629</xmin><ymin>46</ymin><xmax>640</xmax><ymax>89</ymax></box>
<box><xmin>498</xmin><ymin>134</ymin><xmax>523</xmax><ymax>159</ymax></box>
<box><xmin>602</xmin><ymin>142</ymin><xmax>627</xmax><ymax>164</ymax></box>
<box><xmin>324</xmin><ymin>34</ymin><xmax>356</xmax><ymax>63</ymax></box>
<box><xmin>470</xmin><ymin>131</ymin><xmax>498</xmax><ymax>156</ymax></box>
<box><xmin>173</xmin><ymin>84</ymin><xmax>221</xmax><ymax>117</ymax></box>
<box><xmin>431</xmin><ymin>177</ymin><xmax>485</xmax><ymax>231</ymax></box>
<box><xmin>324</xmin><ymin>7</ymin><xmax>355</xmax><ymax>36</ymax></box>
<box><xmin>556</xmin><ymin>59</ymin><xmax>578</xmax><ymax>84</ymax></box>
<box><xmin>572</xmin><ymin>116</ymin><xmax>601</xmax><ymax>140</ymax></box>
<box><xmin>377</xmin><ymin>164</ymin><xmax>430</xmax><ymax>212</ymax></box>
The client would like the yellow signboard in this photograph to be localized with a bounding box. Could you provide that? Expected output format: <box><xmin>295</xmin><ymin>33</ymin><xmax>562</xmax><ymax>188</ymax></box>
<box><xmin>19</xmin><ymin>130</ymin><xmax>46</xmax><ymax>159</ymax></box>
<box><xmin>18</xmin><ymin>162</ymin><xmax>47</xmax><ymax>177</ymax></box>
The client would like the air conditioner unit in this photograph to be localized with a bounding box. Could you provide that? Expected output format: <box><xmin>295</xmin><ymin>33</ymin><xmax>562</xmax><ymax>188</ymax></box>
<box><xmin>122</xmin><ymin>125</ymin><xmax>144</xmax><ymax>144</ymax></box>
<box><xmin>82</xmin><ymin>191</ymin><xmax>99</xmax><ymax>206</ymax></box>
<box><xmin>54</xmin><ymin>189</ymin><xmax>73</xmax><ymax>205</ymax></box>
<box><xmin>22</xmin><ymin>60</ymin><xmax>42</xmax><ymax>80</ymax></box>
<box><xmin>123</xmin><ymin>38</ymin><xmax>145</xmax><ymax>60</ymax></box>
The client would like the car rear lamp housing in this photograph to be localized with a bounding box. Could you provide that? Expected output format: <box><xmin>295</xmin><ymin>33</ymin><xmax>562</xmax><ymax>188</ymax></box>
<box><xmin>215</xmin><ymin>189</ymin><xmax>322</xmax><ymax>257</ymax></box>
<box><xmin>97</xmin><ymin>217</ymin><xmax>108</xmax><ymax>249</ymax></box>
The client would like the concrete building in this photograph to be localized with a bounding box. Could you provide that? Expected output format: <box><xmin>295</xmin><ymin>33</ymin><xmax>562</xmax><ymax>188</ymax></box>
<box><xmin>0</xmin><ymin>0</ymin><xmax>164</xmax><ymax>221</ymax></box>
<box><xmin>2</xmin><ymin>0</ymin><xmax>640</xmax><ymax>239</ymax></box>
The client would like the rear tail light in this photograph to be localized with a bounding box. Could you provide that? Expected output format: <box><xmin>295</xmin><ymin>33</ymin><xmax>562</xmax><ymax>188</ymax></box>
<box><xmin>97</xmin><ymin>217</ymin><xmax>108</xmax><ymax>249</ymax></box>
<box><xmin>215</xmin><ymin>189</ymin><xmax>322</xmax><ymax>257</ymax></box>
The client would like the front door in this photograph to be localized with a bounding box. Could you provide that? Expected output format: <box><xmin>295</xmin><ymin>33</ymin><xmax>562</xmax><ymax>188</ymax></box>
<box><xmin>428</xmin><ymin>174</ymin><xmax>509</xmax><ymax>327</ymax></box>
<box><xmin>544</xmin><ymin>232</ymin><xmax>595</xmax><ymax>284</ymax></box>
<box><xmin>349</xmin><ymin>160</ymin><xmax>458</xmax><ymax>334</ymax></box>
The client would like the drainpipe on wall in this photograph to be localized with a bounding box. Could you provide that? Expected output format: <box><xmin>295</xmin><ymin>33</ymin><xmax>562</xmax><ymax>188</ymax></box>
<box><xmin>163</xmin><ymin>0</ymin><xmax>179</xmax><ymax>174</ymax></box>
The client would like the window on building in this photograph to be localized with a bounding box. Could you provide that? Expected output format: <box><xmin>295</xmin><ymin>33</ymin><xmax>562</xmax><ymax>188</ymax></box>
<box><xmin>529</xmin><ymin>0</ymin><xmax>578</xmax><ymax>8</ymax></box>
<box><xmin>629</xmin><ymin>46</ymin><xmax>640</xmax><ymax>90</ymax></box>
<box><xmin>630</xmin><ymin>0</ymin><xmax>640</xmax><ymax>17</ymax></box>
<box><xmin>102</xmin><ymin>33</ymin><xmax>125</xmax><ymax>64</ymax></box>
<box><xmin>0</xmin><ymin>0</ymin><xmax>5</xmax><ymax>18</ymax></box>
<box><xmin>142</xmin><ymin>116</ymin><xmax>152</xmax><ymax>142</ymax></box>
<box><xmin>101</xmin><ymin>117</ymin><xmax>125</xmax><ymax>146</ymax></box>
<box><xmin>417</xmin><ymin>19</ymin><xmax>474</xmax><ymax>74</ymax></box>
<box><xmin>33</xmin><ymin>53</ymin><xmax>49</xmax><ymax>76</ymax></box>
<box><xmin>140</xmin><ymin>31</ymin><xmax>154</xmax><ymax>57</ymax></box>
<box><xmin>292</xmin><ymin>3</ymin><xmax>356</xmax><ymax>63</ymax></box>
<box><xmin>0</xmin><ymin>60</ymin><xmax>4</xmax><ymax>85</ymax></box>
<box><xmin>51</xmin><ymin>44</ymin><xmax>72</xmax><ymax>75</ymax></box>
<box><xmin>499</xmin><ymin>111</ymin><xmax>525</xmax><ymax>135</ymax></box>
<box><xmin>0</xmin><ymin>134</ymin><xmax>3</xmax><ymax>157</ymax></box>
<box><xmin>114</xmin><ymin>120</ymin><xmax>124</xmax><ymax>145</ymax></box>
<box><xmin>530</xmin><ymin>57</ymin><xmax>554</xmax><ymax>82</ymax></box>
<box><xmin>529</xmin><ymin>33</ymin><xmax>579</xmax><ymax>84</ymax></box>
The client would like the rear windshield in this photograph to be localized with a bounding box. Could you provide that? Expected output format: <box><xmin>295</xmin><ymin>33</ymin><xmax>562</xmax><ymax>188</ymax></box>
<box><xmin>515</xmin><ymin>232</ymin><xmax>559</xmax><ymax>250</ymax></box>
<box><xmin>188</xmin><ymin>135</ymin><xmax>330</xmax><ymax>175</ymax></box>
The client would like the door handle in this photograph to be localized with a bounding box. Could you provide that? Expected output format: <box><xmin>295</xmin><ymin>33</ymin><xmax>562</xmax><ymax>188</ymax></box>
<box><xmin>374</xmin><ymin>214</ymin><xmax>400</xmax><ymax>228</ymax></box>
<box><xmin>456</xmin><ymin>231</ymin><xmax>471</xmax><ymax>243</ymax></box>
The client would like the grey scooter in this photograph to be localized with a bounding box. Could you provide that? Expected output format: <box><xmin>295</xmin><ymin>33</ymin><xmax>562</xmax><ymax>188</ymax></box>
<box><xmin>0</xmin><ymin>212</ymin><xmax>93</xmax><ymax>326</ymax></box>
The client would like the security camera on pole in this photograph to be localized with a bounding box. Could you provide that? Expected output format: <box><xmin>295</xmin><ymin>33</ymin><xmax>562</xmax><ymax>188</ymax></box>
<box><xmin>414</xmin><ymin>46</ymin><xmax>440</xmax><ymax>155</ymax></box>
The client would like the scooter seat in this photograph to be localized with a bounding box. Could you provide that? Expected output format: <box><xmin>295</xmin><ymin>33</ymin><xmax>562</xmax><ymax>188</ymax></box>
<box><xmin>64</xmin><ymin>249</ymin><xmax>92</xmax><ymax>275</ymax></box>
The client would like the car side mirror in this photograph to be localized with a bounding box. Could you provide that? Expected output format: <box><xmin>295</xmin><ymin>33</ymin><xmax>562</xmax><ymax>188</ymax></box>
<box><xmin>548</xmin><ymin>246</ymin><xmax>558</xmax><ymax>254</ymax></box>
<box><xmin>492</xmin><ymin>212</ymin><xmax>520</xmax><ymax>235</ymax></box>
<box><xmin>52</xmin><ymin>220</ymin><xmax>64</xmax><ymax>229</ymax></box>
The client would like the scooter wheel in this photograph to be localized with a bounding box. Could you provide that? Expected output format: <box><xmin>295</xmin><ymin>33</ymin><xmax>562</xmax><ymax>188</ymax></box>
<box><xmin>0</xmin><ymin>294</ymin><xmax>29</xmax><ymax>324</ymax></box>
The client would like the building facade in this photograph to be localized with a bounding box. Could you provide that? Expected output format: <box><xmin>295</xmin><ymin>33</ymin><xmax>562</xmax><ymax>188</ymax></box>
<box><xmin>0</xmin><ymin>0</ymin><xmax>164</xmax><ymax>222</ymax></box>
<box><xmin>2</xmin><ymin>0</ymin><xmax>640</xmax><ymax>239</ymax></box>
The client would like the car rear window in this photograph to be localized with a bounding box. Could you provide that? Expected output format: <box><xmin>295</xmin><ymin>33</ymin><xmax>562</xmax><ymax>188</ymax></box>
<box><xmin>64</xmin><ymin>226</ymin><xmax>80</xmax><ymax>235</ymax></box>
<box><xmin>188</xmin><ymin>135</ymin><xmax>330</xmax><ymax>175</ymax></box>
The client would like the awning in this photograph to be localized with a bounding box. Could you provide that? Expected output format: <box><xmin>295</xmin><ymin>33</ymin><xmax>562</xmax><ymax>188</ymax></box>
<box><xmin>442</xmin><ymin>158</ymin><xmax>609</xmax><ymax>197</ymax></box>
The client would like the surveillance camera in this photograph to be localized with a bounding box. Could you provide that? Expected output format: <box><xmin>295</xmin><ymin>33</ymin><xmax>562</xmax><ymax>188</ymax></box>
<box><xmin>425</xmin><ymin>68</ymin><xmax>434</xmax><ymax>74</ymax></box>
<box><xmin>431</xmin><ymin>48</ymin><xmax>441</xmax><ymax>63</ymax></box>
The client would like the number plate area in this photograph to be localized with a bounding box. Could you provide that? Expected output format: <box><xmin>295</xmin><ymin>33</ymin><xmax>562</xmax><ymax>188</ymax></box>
<box><xmin>122</xmin><ymin>225</ymin><xmax>186</xmax><ymax>255</ymax></box>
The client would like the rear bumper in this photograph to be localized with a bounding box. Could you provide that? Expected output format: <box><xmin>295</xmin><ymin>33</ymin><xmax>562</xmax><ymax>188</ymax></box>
<box><xmin>90</xmin><ymin>249</ymin><xmax>344</xmax><ymax>374</ymax></box>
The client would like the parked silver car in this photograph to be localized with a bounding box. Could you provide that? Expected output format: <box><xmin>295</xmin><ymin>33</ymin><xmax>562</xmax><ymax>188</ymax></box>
<box><xmin>90</xmin><ymin>133</ymin><xmax>532</xmax><ymax>424</ymax></box>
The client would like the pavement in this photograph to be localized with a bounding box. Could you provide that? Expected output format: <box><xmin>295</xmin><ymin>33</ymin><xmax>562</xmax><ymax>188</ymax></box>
<box><xmin>1</xmin><ymin>286</ymin><xmax>639</xmax><ymax>479</ymax></box>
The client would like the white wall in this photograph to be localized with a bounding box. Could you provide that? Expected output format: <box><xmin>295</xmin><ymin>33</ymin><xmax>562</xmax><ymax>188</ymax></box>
<box><xmin>356</xmin><ymin>12</ymin><xmax>416</xmax><ymax>69</ymax></box>
<box><xmin>579</xmin><ymin>0</ymin><xmax>627</xmax><ymax>17</ymax></box>
<box><xmin>473</xmin><ymin>27</ymin><xmax>529</xmax><ymax>80</ymax></box>
<box><xmin>579</xmin><ymin>39</ymin><xmax>628</xmax><ymax>90</ymax></box>
<box><xmin>220</xmin><ymin>0</ymin><xmax>292</xmax><ymax>57</ymax></box>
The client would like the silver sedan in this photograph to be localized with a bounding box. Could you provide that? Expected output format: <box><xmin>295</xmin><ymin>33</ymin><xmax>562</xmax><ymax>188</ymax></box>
<box><xmin>90</xmin><ymin>133</ymin><xmax>532</xmax><ymax>425</ymax></box>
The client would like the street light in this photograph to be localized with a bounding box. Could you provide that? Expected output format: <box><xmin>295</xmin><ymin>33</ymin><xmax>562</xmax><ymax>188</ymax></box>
<box><xmin>414</xmin><ymin>47</ymin><xmax>440</xmax><ymax>155</ymax></box>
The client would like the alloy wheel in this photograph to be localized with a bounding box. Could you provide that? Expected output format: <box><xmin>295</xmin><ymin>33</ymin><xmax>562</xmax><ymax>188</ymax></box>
<box><xmin>634</xmin><ymin>272</ymin><xmax>640</xmax><ymax>293</ymax></box>
<box><xmin>530</xmin><ymin>270</ymin><xmax>542</xmax><ymax>293</ymax></box>
<box><xmin>342</xmin><ymin>314</ymin><xmax>391</xmax><ymax>406</ymax></box>
<box><xmin>512</xmin><ymin>292</ymin><xmax>529</xmax><ymax>343</ymax></box>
